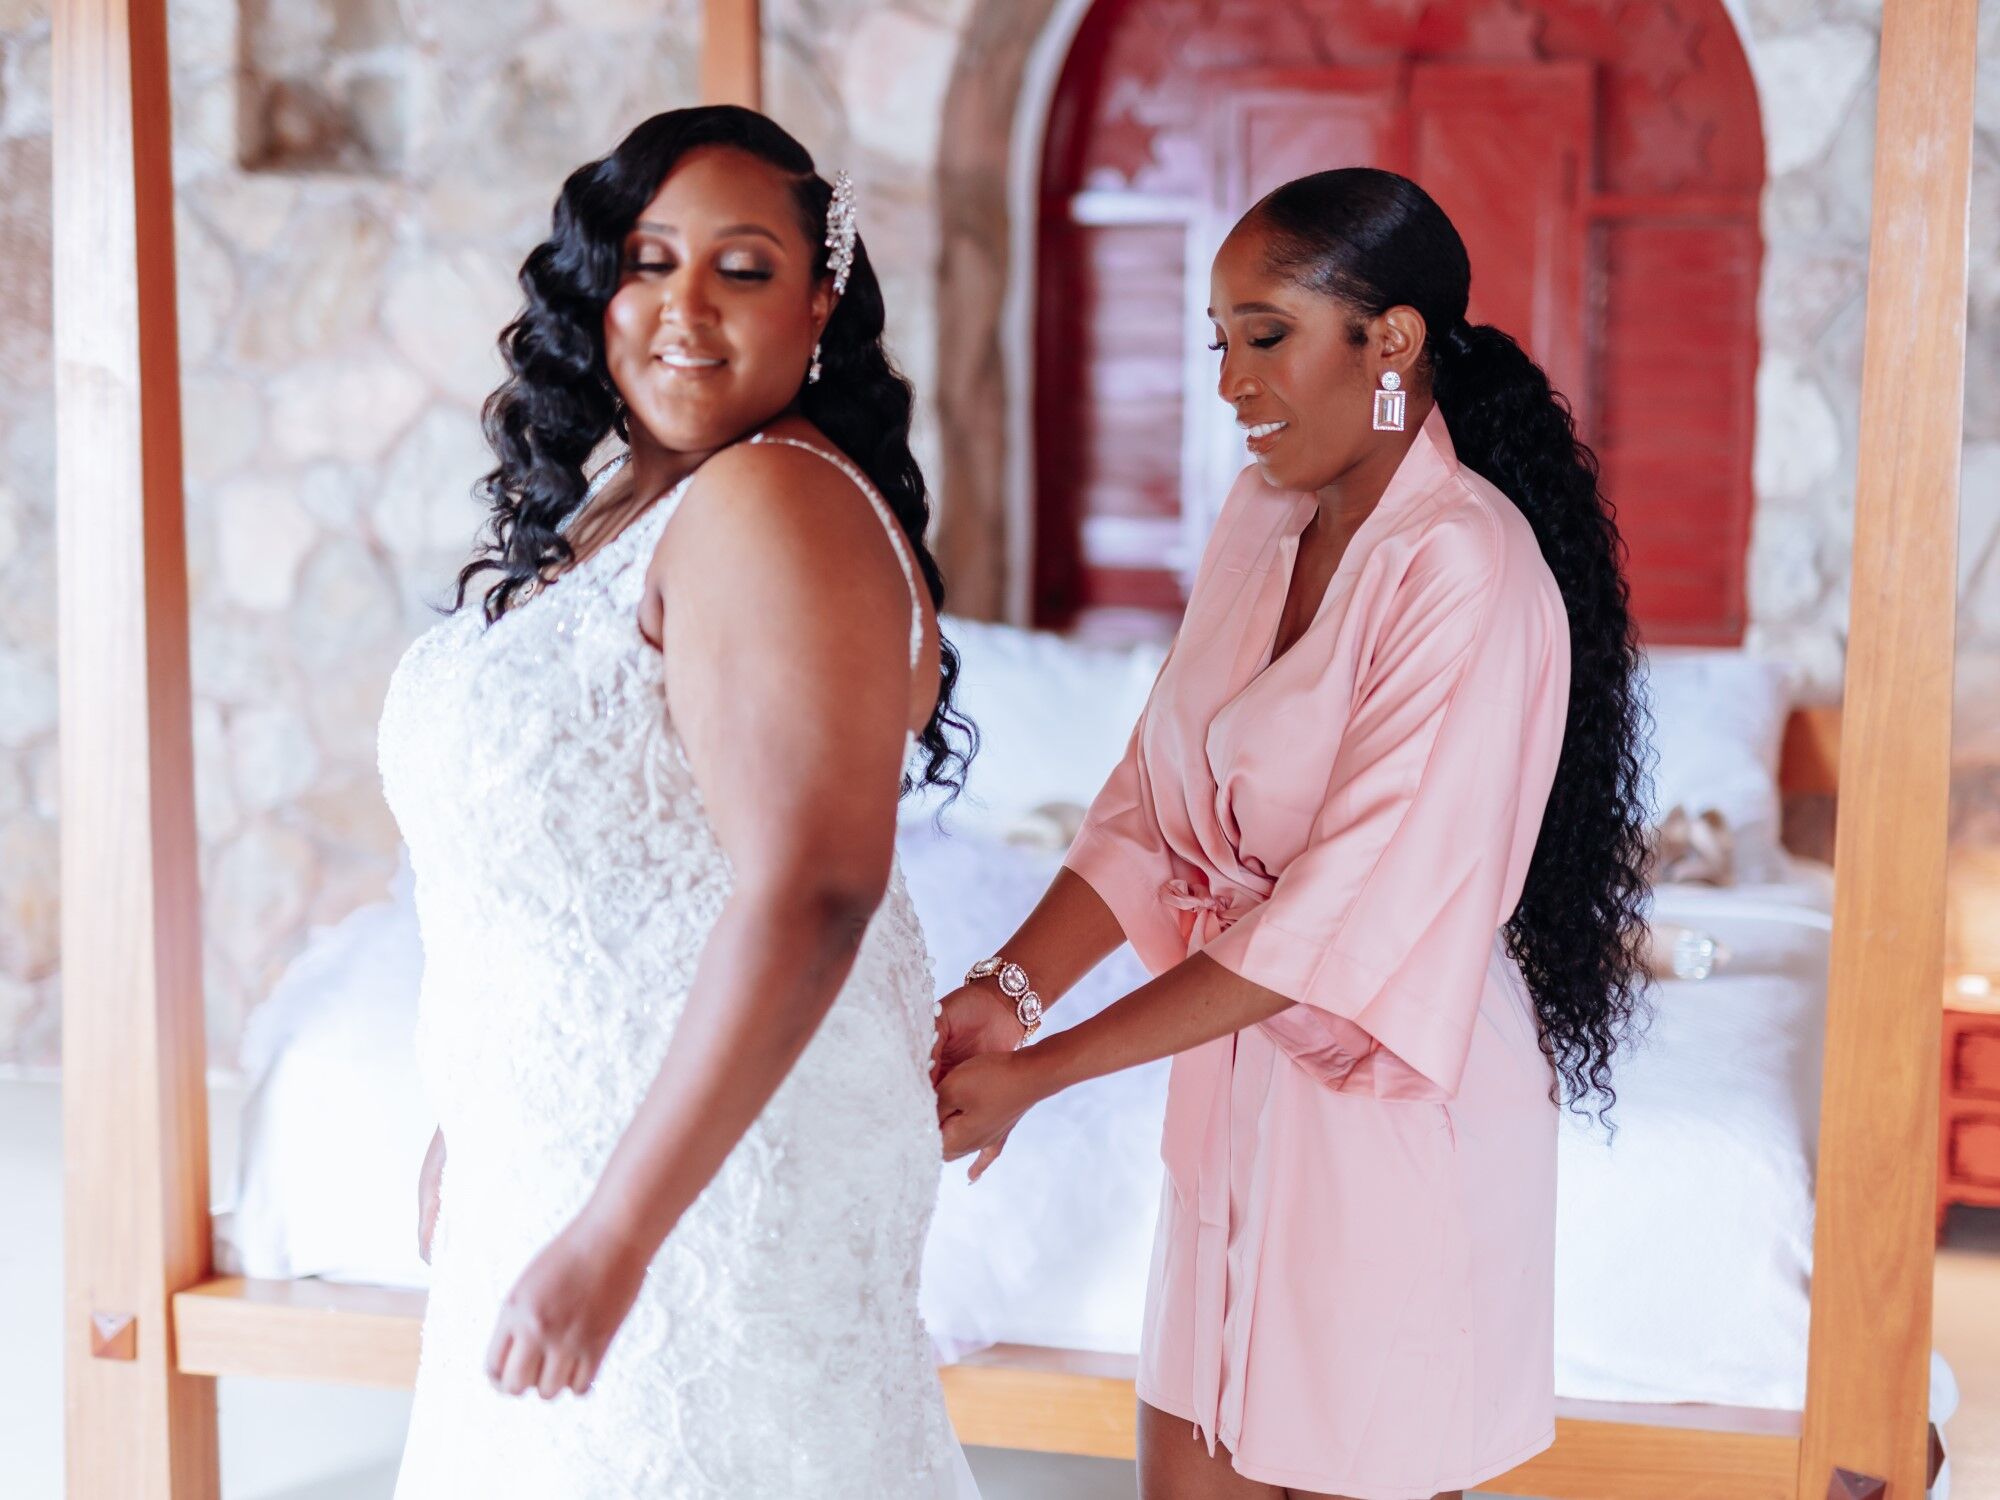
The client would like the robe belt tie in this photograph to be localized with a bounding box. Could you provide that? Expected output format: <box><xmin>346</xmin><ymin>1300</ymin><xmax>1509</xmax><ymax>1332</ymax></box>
<box><xmin>1160</xmin><ymin>879</ymin><xmax>1246</xmax><ymax>933</ymax></box>
<box><xmin>1157</xmin><ymin>877</ymin><xmax>1260</xmax><ymax>1452</ymax></box>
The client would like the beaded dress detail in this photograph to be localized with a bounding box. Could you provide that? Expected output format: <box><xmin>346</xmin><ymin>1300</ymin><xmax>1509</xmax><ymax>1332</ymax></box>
<box><xmin>381</xmin><ymin>441</ymin><xmax>965</xmax><ymax>1497</ymax></box>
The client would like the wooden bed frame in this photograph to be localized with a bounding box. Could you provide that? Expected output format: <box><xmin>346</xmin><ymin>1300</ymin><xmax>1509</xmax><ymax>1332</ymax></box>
<box><xmin>52</xmin><ymin>0</ymin><xmax>1969</xmax><ymax>1494</ymax></box>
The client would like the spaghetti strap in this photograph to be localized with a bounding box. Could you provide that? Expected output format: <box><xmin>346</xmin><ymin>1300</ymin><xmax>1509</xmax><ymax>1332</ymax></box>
<box><xmin>747</xmin><ymin>433</ymin><xmax>926</xmax><ymax>671</ymax></box>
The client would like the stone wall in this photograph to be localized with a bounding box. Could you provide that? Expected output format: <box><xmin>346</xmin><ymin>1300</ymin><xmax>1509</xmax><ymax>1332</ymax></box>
<box><xmin>1736</xmin><ymin>0</ymin><xmax>2000</xmax><ymax>846</ymax></box>
<box><xmin>762</xmin><ymin>0</ymin><xmax>971</xmax><ymax>484</ymax></box>
<box><xmin>0</xmin><ymin>0</ymin><xmax>702</xmax><ymax>1067</ymax></box>
<box><xmin>1954</xmin><ymin>0</ymin><xmax>2000</xmax><ymax>842</ymax></box>
<box><xmin>1</xmin><ymin>0</ymin><xmax>1997</xmax><ymax>1069</ymax></box>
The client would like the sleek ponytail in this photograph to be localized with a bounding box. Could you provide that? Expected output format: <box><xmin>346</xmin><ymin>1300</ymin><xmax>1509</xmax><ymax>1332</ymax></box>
<box><xmin>1254</xmin><ymin>169</ymin><xmax>1651</xmax><ymax>1113</ymax></box>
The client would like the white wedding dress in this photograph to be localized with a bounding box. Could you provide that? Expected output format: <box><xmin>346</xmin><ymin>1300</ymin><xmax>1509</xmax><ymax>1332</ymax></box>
<box><xmin>380</xmin><ymin>438</ymin><xmax>977</xmax><ymax>1498</ymax></box>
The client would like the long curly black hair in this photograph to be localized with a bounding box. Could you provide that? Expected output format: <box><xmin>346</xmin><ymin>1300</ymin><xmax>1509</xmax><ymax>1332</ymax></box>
<box><xmin>454</xmin><ymin>105</ymin><xmax>972</xmax><ymax>800</ymax></box>
<box><xmin>1254</xmin><ymin>168</ymin><xmax>1651</xmax><ymax>1113</ymax></box>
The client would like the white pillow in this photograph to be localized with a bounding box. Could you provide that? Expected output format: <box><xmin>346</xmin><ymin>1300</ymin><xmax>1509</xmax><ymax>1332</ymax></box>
<box><xmin>213</xmin><ymin>853</ymin><xmax>435</xmax><ymax>1289</ymax></box>
<box><xmin>907</xmin><ymin>615</ymin><xmax>1166</xmax><ymax>834</ymax></box>
<box><xmin>1640</xmin><ymin>647</ymin><xmax>1796</xmax><ymax>849</ymax></box>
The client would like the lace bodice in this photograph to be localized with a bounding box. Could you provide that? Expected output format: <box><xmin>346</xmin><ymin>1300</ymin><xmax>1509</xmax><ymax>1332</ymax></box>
<box><xmin>380</xmin><ymin>446</ymin><xmax>960</xmax><ymax>1498</ymax></box>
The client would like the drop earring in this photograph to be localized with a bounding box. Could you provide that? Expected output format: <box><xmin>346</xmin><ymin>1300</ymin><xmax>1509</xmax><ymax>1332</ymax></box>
<box><xmin>1372</xmin><ymin>369</ymin><xmax>1405</xmax><ymax>432</ymax></box>
<box><xmin>808</xmin><ymin>342</ymin><xmax>823</xmax><ymax>385</ymax></box>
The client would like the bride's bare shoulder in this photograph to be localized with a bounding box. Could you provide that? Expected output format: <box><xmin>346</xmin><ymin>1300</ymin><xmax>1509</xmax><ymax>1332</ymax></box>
<box><xmin>648</xmin><ymin>436</ymin><xmax>903</xmax><ymax>592</ymax></box>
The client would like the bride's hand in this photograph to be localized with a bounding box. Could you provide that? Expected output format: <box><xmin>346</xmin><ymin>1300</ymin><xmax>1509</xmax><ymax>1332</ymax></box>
<box><xmin>937</xmin><ymin>1050</ymin><xmax>1048</xmax><ymax>1182</ymax></box>
<box><xmin>930</xmin><ymin>982</ymin><xmax>1023</xmax><ymax>1086</ymax></box>
<box><xmin>486</xmin><ymin>1215</ymin><xmax>649</xmax><ymax>1399</ymax></box>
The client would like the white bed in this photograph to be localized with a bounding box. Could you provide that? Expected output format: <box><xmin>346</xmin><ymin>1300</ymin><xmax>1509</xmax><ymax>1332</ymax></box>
<box><xmin>209</xmin><ymin>620</ymin><xmax>1918</xmax><ymax>1422</ymax></box>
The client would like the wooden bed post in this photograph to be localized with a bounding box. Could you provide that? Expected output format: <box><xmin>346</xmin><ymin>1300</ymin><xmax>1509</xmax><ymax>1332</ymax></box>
<box><xmin>52</xmin><ymin>0</ymin><xmax>219</xmax><ymax>1495</ymax></box>
<box><xmin>702</xmin><ymin>0</ymin><xmax>762</xmax><ymax>109</ymax></box>
<box><xmin>1796</xmin><ymin>0</ymin><xmax>1975</xmax><ymax>1489</ymax></box>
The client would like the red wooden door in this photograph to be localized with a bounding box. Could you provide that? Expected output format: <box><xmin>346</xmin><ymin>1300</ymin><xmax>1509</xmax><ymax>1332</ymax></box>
<box><xmin>1210</xmin><ymin>67</ymin><xmax>1407</xmax><ymax>216</ymax></box>
<box><xmin>1032</xmin><ymin>0</ymin><xmax>1762</xmax><ymax>644</ymax></box>
<box><xmin>1032</xmin><ymin>208</ymin><xmax>1193</xmax><ymax>626</ymax></box>
<box><xmin>1186</xmin><ymin>62</ymin><xmax>1594</xmax><ymax>543</ymax></box>
<box><xmin>1408</xmin><ymin>63</ymin><xmax>1593</xmax><ymax>427</ymax></box>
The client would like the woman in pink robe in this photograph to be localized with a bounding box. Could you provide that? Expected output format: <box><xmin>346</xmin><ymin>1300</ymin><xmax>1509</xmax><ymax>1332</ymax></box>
<box><xmin>934</xmin><ymin>170</ymin><xmax>1650</xmax><ymax>1498</ymax></box>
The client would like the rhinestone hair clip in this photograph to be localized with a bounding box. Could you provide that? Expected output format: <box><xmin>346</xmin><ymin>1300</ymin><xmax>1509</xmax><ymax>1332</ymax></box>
<box><xmin>825</xmin><ymin>170</ymin><xmax>859</xmax><ymax>296</ymax></box>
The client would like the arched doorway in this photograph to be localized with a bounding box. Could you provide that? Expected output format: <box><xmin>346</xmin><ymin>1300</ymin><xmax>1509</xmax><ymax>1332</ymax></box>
<box><xmin>1031</xmin><ymin>0</ymin><xmax>1766</xmax><ymax>644</ymax></box>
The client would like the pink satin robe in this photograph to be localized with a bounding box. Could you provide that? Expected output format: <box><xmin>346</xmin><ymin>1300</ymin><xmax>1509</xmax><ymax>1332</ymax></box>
<box><xmin>1064</xmin><ymin>411</ymin><xmax>1568</xmax><ymax>1497</ymax></box>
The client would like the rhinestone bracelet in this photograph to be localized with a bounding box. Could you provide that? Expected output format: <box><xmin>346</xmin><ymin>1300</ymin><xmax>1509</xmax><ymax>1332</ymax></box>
<box><xmin>964</xmin><ymin>956</ymin><xmax>1044</xmax><ymax>1045</ymax></box>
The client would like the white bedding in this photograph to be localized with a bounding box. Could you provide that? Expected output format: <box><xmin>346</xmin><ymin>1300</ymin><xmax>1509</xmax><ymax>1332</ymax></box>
<box><xmin>214</xmin><ymin>627</ymin><xmax>1938</xmax><ymax>1429</ymax></box>
<box><xmin>218</xmin><ymin>820</ymin><xmax>1838</xmax><ymax>1411</ymax></box>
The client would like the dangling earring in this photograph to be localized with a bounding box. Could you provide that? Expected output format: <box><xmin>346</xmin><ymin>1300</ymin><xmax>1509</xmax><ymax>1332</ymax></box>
<box><xmin>808</xmin><ymin>342</ymin><xmax>823</xmax><ymax>385</ymax></box>
<box><xmin>1372</xmin><ymin>368</ymin><xmax>1405</xmax><ymax>432</ymax></box>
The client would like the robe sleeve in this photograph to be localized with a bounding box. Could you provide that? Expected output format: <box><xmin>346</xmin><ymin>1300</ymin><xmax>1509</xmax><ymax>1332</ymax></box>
<box><xmin>1063</xmin><ymin>712</ymin><xmax>1192</xmax><ymax>977</ymax></box>
<box><xmin>1060</xmin><ymin>468</ymin><xmax>1272</xmax><ymax>977</ymax></box>
<box><xmin>1199</xmin><ymin>520</ymin><xmax>1561</xmax><ymax>1100</ymax></box>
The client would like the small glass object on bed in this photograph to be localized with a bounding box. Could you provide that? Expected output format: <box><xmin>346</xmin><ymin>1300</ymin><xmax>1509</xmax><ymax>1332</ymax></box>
<box><xmin>1645</xmin><ymin>921</ymin><xmax>1729</xmax><ymax>981</ymax></box>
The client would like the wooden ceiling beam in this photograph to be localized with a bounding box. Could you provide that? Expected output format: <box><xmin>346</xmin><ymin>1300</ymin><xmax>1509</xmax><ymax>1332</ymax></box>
<box><xmin>702</xmin><ymin>0</ymin><xmax>762</xmax><ymax>109</ymax></box>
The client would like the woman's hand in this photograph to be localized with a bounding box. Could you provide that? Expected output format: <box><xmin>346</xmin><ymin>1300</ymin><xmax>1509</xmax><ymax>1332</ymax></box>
<box><xmin>937</xmin><ymin>1049</ymin><xmax>1053</xmax><ymax>1182</ymax></box>
<box><xmin>485</xmin><ymin>1214</ymin><xmax>650</xmax><ymax>1399</ymax></box>
<box><xmin>932</xmin><ymin>982</ymin><xmax>1029</xmax><ymax>1178</ymax></box>
<box><xmin>417</xmin><ymin>1128</ymin><xmax>445</xmax><ymax>1264</ymax></box>
<box><xmin>930</xmin><ymin>981</ymin><xmax>1023</xmax><ymax>1085</ymax></box>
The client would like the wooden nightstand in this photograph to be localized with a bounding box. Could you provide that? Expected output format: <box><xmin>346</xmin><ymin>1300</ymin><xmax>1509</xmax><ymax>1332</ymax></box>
<box><xmin>1939</xmin><ymin>976</ymin><xmax>2000</xmax><ymax>1232</ymax></box>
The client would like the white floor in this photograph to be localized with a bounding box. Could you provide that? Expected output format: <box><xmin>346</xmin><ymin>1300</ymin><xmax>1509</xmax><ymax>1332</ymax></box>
<box><xmin>7</xmin><ymin>1074</ymin><xmax>1996</xmax><ymax>1499</ymax></box>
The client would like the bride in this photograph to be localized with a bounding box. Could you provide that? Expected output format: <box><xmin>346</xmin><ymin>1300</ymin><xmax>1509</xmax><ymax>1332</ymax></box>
<box><xmin>380</xmin><ymin>105</ymin><xmax>978</xmax><ymax>1497</ymax></box>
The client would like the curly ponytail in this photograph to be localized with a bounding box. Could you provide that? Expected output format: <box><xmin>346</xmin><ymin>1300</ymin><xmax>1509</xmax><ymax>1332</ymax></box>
<box><xmin>1255</xmin><ymin>169</ymin><xmax>1651</xmax><ymax>1113</ymax></box>
<box><xmin>1432</xmin><ymin>319</ymin><xmax>1652</xmax><ymax>1113</ymax></box>
<box><xmin>455</xmin><ymin>105</ymin><xmax>971</xmax><ymax>800</ymax></box>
